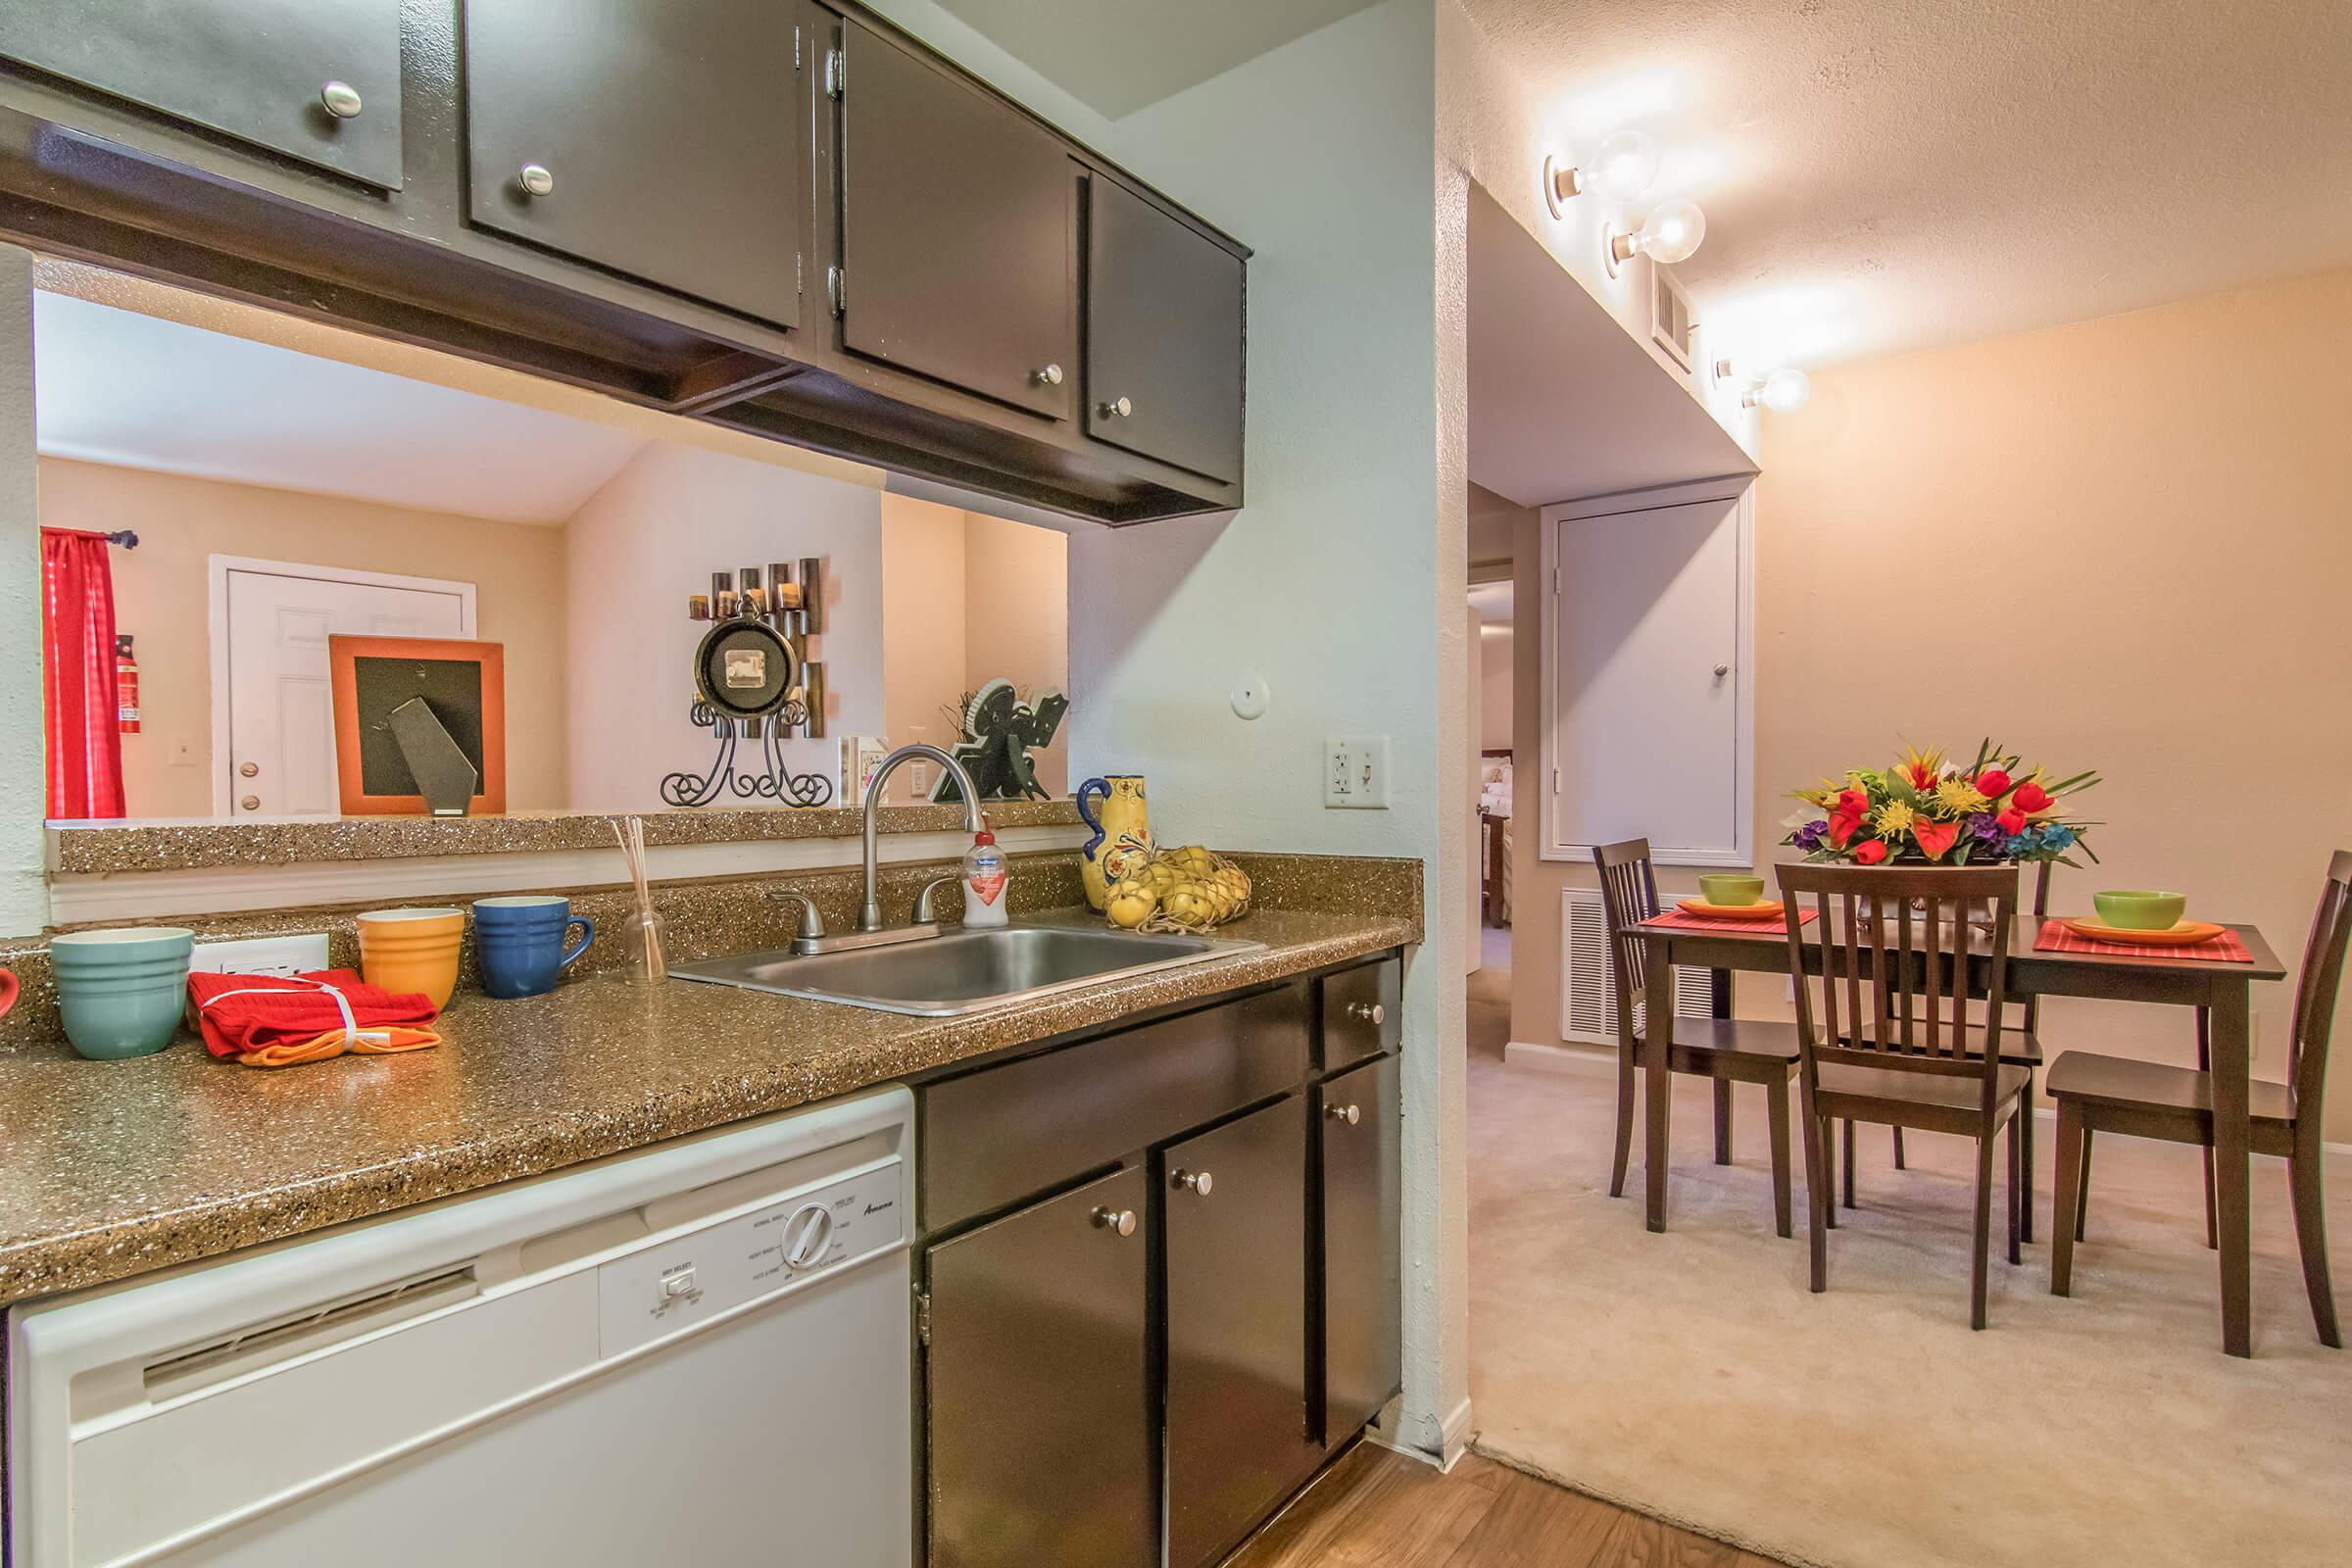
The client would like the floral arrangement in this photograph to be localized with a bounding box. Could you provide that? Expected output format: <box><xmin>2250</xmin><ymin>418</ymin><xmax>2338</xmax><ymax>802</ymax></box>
<box><xmin>1785</xmin><ymin>741</ymin><xmax>2099</xmax><ymax>866</ymax></box>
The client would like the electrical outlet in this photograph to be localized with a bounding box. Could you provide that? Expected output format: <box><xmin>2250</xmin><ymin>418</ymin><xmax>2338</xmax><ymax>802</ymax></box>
<box><xmin>189</xmin><ymin>933</ymin><xmax>330</xmax><ymax>978</ymax></box>
<box><xmin>1324</xmin><ymin>735</ymin><xmax>1390</xmax><ymax>808</ymax></box>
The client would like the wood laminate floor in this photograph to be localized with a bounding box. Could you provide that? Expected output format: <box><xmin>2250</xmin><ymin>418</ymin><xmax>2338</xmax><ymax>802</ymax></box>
<box><xmin>1228</xmin><ymin>1443</ymin><xmax>1787</xmax><ymax>1568</ymax></box>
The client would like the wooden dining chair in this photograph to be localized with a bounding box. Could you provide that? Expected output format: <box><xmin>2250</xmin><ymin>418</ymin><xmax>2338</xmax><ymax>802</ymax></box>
<box><xmin>2047</xmin><ymin>850</ymin><xmax>2352</xmax><ymax>1348</ymax></box>
<box><xmin>1776</xmin><ymin>861</ymin><xmax>2031</xmax><ymax>1329</ymax></box>
<box><xmin>1595</xmin><ymin>840</ymin><xmax>1802</xmax><ymax>1236</ymax></box>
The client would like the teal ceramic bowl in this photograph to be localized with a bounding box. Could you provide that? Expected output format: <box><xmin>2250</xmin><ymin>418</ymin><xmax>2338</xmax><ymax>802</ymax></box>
<box><xmin>1699</xmin><ymin>874</ymin><xmax>1766</xmax><ymax>906</ymax></box>
<box><xmin>2092</xmin><ymin>891</ymin><xmax>2186</xmax><ymax>932</ymax></box>
<box><xmin>49</xmin><ymin>927</ymin><xmax>194</xmax><ymax>1060</ymax></box>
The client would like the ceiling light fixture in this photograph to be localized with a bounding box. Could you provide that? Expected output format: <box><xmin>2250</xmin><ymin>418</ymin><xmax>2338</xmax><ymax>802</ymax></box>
<box><xmin>1542</xmin><ymin>129</ymin><xmax>1659</xmax><ymax>218</ymax></box>
<box><xmin>1603</xmin><ymin>199</ymin><xmax>1705</xmax><ymax>277</ymax></box>
<box><xmin>1712</xmin><ymin>358</ymin><xmax>1811</xmax><ymax>413</ymax></box>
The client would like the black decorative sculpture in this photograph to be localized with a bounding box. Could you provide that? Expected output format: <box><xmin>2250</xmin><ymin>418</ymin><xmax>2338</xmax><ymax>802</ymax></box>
<box><xmin>932</xmin><ymin>680</ymin><xmax>1068</xmax><ymax>803</ymax></box>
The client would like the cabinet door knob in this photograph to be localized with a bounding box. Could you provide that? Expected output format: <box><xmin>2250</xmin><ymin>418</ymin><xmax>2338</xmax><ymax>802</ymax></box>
<box><xmin>1325</xmin><ymin>1102</ymin><xmax>1360</xmax><ymax>1125</ymax></box>
<box><xmin>518</xmin><ymin>164</ymin><xmax>556</xmax><ymax>197</ymax></box>
<box><xmin>320</xmin><ymin>80</ymin><xmax>364</xmax><ymax>120</ymax></box>
<box><xmin>239</xmin><ymin>795</ymin><xmax>261</xmax><ymax>811</ymax></box>
<box><xmin>1170</xmin><ymin>1167</ymin><xmax>1213</xmax><ymax>1197</ymax></box>
<box><xmin>238</xmin><ymin>761</ymin><xmax>260</xmax><ymax>778</ymax></box>
<box><xmin>1100</xmin><ymin>396</ymin><xmax>1133</xmax><ymax>418</ymax></box>
<box><xmin>1031</xmin><ymin>364</ymin><xmax>1063</xmax><ymax>386</ymax></box>
<box><xmin>1091</xmin><ymin>1205</ymin><xmax>1137</xmax><ymax>1237</ymax></box>
<box><xmin>1347</xmin><ymin>1001</ymin><xmax>1386</xmax><ymax>1025</ymax></box>
<box><xmin>1713</xmin><ymin>662</ymin><xmax>1730</xmax><ymax>678</ymax></box>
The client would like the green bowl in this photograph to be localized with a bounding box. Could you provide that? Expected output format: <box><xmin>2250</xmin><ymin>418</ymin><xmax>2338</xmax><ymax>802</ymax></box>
<box><xmin>2092</xmin><ymin>890</ymin><xmax>2186</xmax><ymax>931</ymax></box>
<box><xmin>1699</xmin><ymin>874</ymin><xmax>1766</xmax><ymax>906</ymax></box>
<box><xmin>50</xmin><ymin>927</ymin><xmax>194</xmax><ymax>1060</ymax></box>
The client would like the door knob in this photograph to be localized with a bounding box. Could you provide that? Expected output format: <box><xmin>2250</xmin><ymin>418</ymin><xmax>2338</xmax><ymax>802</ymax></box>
<box><xmin>239</xmin><ymin>761</ymin><xmax>260</xmax><ymax>778</ymax></box>
<box><xmin>1031</xmin><ymin>364</ymin><xmax>1063</xmax><ymax>386</ymax></box>
<box><xmin>1347</xmin><ymin>1002</ymin><xmax>1386</xmax><ymax>1025</ymax></box>
<box><xmin>1091</xmin><ymin>1206</ymin><xmax>1137</xmax><ymax>1237</ymax></box>
<box><xmin>1100</xmin><ymin>396</ymin><xmax>1133</xmax><ymax>418</ymax></box>
<box><xmin>1325</xmin><ymin>1102</ymin><xmax>1360</xmax><ymax>1125</ymax></box>
<box><xmin>1713</xmin><ymin>662</ymin><xmax>1730</xmax><ymax>678</ymax></box>
<box><xmin>518</xmin><ymin>163</ymin><xmax>556</xmax><ymax>197</ymax></box>
<box><xmin>1170</xmin><ymin>1168</ymin><xmax>1213</xmax><ymax>1197</ymax></box>
<box><xmin>239</xmin><ymin>795</ymin><xmax>261</xmax><ymax>811</ymax></box>
<box><xmin>319</xmin><ymin>80</ymin><xmax>364</xmax><ymax>120</ymax></box>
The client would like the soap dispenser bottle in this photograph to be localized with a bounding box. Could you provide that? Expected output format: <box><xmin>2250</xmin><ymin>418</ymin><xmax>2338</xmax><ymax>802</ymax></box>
<box><xmin>961</xmin><ymin>824</ymin><xmax>1009</xmax><ymax>927</ymax></box>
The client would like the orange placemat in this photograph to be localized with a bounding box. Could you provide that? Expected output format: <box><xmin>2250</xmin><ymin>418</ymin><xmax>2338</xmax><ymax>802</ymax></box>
<box><xmin>1649</xmin><ymin>906</ymin><xmax>1819</xmax><ymax>935</ymax></box>
<box><xmin>2034</xmin><ymin>918</ymin><xmax>2251</xmax><ymax>962</ymax></box>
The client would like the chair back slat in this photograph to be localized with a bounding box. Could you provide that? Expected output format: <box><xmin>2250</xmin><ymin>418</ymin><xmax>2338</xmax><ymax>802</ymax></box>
<box><xmin>1776</xmin><ymin>862</ymin><xmax>2020</xmax><ymax>1100</ymax></box>
<box><xmin>1593</xmin><ymin>839</ymin><xmax>1661</xmax><ymax>1050</ymax></box>
<box><xmin>2287</xmin><ymin>850</ymin><xmax>2352</xmax><ymax>1117</ymax></box>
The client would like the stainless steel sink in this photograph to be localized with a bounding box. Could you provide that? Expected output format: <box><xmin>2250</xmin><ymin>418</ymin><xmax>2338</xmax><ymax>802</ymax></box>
<box><xmin>669</xmin><ymin>923</ymin><xmax>1264</xmax><ymax>1016</ymax></box>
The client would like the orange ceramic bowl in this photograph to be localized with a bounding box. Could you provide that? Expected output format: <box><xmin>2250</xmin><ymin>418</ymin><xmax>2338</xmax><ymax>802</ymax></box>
<box><xmin>355</xmin><ymin>907</ymin><xmax>465</xmax><ymax>1009</ymax></box>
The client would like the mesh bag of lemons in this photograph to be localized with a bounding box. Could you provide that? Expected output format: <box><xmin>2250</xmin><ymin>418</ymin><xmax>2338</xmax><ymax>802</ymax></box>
<box><xmin>1104</xmin><ymin>844</ymin><xmax>1251</xmax><ymax>933</ymax></box>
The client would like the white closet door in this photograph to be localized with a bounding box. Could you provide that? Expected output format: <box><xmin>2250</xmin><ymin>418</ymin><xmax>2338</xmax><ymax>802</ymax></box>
<box><xmin>223</xmin><ymin>567</ymin><xmax>469</xmax><ymax>816</ymax></box>
<box><xmin>1544</xmin><ymin>490</ymin><xmax>1749</xmax><ymax>865</ymax></box>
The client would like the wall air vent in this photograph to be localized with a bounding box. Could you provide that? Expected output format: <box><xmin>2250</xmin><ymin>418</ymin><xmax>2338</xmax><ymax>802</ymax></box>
<box><xmin>1559</xmin><ymin>887</ymin><xmax>1716</xmax><ymax>1046</ymax></box>
<box><xmin>1648</xmin><ymin>263</ymin><xmax>1695</xmax><ymax>376</ymax></box>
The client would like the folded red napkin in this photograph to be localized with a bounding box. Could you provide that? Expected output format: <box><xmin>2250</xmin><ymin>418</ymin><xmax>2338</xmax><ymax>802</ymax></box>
<box><xmin>187</xmin><ymin>968</ymin><xmax>443</xmax><ymax>1068</ymax></box>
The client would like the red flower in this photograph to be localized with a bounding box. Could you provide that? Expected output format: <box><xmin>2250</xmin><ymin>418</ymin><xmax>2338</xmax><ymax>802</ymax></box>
<box><xmin>1997</xmin><ymin>807</ymin><xmax>2028</xmax><ymax>836</ymax></box>
<box><xmin>1976</xmin><ymin>768</ymin><xmax>2011</xmax><ymax>798</ymax></box>
<box><xmin>1913</xmin><ymin>819</ymin><xmax>1960</xmax><ymax>861</ymax></box>
<box><xmin>1853</xmin><ymin>838</ymin><xmax>1889</xmax><ymax>865</ymax></box>
<box><xmin>2012</xmin><ymin>781</ymin><xmax>2052</xmax><ymax>813</ymax></box>
<box><xmin>1836</xmin><ymin>787</ymin><xmax>1870</xmax><ymax>817</ymax></box>
<box><xmin>1828</xmin><ymin>810</ymin><xmax>1865</xmax><ymax>849</ymax></box>
<box><xmin>1903</xmin><ymin>763</ymin><xmax>1937</xmax><ymax>790</ymax></box>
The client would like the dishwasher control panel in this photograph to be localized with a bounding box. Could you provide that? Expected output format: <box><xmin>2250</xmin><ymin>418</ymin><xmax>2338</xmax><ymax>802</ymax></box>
<box><xmin>596</xmin><ymin>1160</ymin><xmax>904</xmax><ymax>1357</ymax></box>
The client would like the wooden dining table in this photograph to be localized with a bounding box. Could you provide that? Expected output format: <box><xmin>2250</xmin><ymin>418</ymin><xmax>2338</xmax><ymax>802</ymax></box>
<box><xmin>1628</xmin><ymin>908</ymin><xmax>2288</xmax><ymax>1355</ymax></box>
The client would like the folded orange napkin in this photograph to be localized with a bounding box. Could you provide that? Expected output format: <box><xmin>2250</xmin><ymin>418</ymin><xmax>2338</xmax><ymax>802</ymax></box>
<box><xmin>187</xmin><ymin>968</ymin><xmax>443</xmax><ymax>1068</ymax></box>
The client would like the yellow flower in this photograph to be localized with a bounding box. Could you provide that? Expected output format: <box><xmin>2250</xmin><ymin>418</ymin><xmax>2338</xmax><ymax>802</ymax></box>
<box><xmin>1893</xmin><ymin>742</ymin><xmax>1945</xmax><ymax>791</ymax></box>
<box><xmin>1873</xmin><ymin>800</ymin><xmax>1916</xmax><ymax>839</ymax></box>
<box><xmin>1934</xmin><ymin>779</ymin><xmax>1987</xmax><ymax>816</ymax></box>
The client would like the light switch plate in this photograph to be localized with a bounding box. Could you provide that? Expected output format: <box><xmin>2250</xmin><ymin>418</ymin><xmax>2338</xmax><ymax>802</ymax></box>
<box><xmin>1325</xmin><ymin>735</ymin><xmax>1390</xmax><ymax>808</ymax></box>
<box><xmin>190</xmin><ymin>932</ymin><xmax>331</xmax><ymax>978</ymax></box>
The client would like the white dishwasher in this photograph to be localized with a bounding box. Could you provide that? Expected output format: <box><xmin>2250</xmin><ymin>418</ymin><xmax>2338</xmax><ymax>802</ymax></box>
<box><xmin>7</xmin><ymin>1085</ymin><xmax>914</xmax><ymax>1568</ymax></box>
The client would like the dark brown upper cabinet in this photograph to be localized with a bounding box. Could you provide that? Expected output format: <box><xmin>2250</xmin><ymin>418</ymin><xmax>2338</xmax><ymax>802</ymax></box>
<box><xmin>1085</xmin><ymin>177</ymin><xmax>1246</xmax><ymax>485</ymax></box>
<box><xmin>462</xmin><ymin>0</ymin><xmax>805</xmax><ymax>329</ymax></box>
<box><xmin>837</xmin><ymin>21</ymin><xmax>1075</xmax><ymax>420</ymax></box>
<box><xmin>0</xmin><ymin>0</ymin><xmax>404</xmax><ymax>188</ymax></box>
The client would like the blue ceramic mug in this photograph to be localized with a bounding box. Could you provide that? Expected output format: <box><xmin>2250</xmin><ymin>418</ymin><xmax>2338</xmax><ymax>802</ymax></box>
<box><xmin>471</xmin><ymin>897</ymin><xmax>595</xmax><ymax>1000</ymax></box>
<box><xmin>50</xmin><ymin>926</ymin><xmax>195</xmax><ymax>1060</ymax></box>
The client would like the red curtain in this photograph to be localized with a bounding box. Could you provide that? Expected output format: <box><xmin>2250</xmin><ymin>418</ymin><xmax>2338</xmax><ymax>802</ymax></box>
<box><xmin>40</xmin><ymin>527</ymin><xmax>125</xmax><ymax>820</ymax></box>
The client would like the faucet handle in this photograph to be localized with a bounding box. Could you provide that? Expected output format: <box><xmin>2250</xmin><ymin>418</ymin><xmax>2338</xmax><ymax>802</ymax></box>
<box><xmin>913</xmin><ymin>875</ymin><xmax>959</xmax><ymax>925</ymax></box>
<box><xmin>769</xmin><ymin>890</ymin><xmax>825</xmax><ymax>945</ymax></box>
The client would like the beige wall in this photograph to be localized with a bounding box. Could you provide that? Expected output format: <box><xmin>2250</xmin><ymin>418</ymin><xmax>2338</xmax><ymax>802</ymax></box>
<box><xmin>1480</xmin><ymin>627</ymin><xmax>1512</xmax><ymax>750</ymax></box>
<box><xmin>1512</xmin><ymin>266</ymin><xmax>2352</xmax><ymax>1139</ymax></box>
<box><xmin>37</xmin><ymin>458</ymin><xmax>569</xmax><ymax>816</ymax></box>
<box><xmin>962</xmin><ymin>511</ymin><xmax>1068</xmax><ymax>798</ymax></box>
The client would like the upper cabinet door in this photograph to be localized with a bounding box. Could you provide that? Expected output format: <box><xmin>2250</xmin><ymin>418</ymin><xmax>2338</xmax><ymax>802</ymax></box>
<box><xmin>1085</xmin><ymin>178</ymin><xmax>1245</xmax><ymax>484</ymax></box>
<box><xmin>838</xmin><ymin>22</ymin><xmax>1074</xmax><ymax>419</ymax></box>
<box><xmin>0</xmin><ymin>0</ymin><xmax>403</xmax><ymax>188</ymax></box>
<box><xmin>462</xmin><ymin>0</ymin><xmax>802</xmax><ymax>329</ymax></box>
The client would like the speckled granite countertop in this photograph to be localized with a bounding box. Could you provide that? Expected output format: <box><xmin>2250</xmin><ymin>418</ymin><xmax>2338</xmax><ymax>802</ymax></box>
<box><xmin>0</xmin><ymin>906</ymin><xmax>1413</xmax><ymax>1308</ymax></box>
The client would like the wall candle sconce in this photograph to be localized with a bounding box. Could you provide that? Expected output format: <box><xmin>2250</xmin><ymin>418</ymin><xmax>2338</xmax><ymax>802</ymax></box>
<box><xmin>1603</xmin><ymin>199</ymin><xmax>1705</xmax><ymax>277</ymax></box>
<box><xmin>1713</xmin><ymin>358</ymin><xmax>1812</xmax><ymax>413</ymax></box>
<box><xmin>1542</xmin><ymin>129</ymin><xmax>1659</xmax><ymax>218</ymax></box>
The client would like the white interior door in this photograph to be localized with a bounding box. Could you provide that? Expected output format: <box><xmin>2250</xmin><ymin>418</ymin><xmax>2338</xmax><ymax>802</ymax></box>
<box><xmin>1544</xmin><ymin>489</ymin><xmax>1750</xmax><ymax>865</ymax></box>
<box><xmin>221</xmin><ymin>565</ymin><xmax>471</xmax><ymax>816</ymax></box>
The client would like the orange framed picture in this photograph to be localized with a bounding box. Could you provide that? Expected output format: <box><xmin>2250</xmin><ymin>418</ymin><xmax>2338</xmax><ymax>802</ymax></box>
<box><xmin>326</xmin><ymin>635</ymin><xmax>507</xmax><ymax>815</ymax></box>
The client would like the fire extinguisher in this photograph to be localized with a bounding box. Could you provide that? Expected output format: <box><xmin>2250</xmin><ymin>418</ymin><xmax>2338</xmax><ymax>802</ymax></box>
<box><xmin>116</xmin><ymin>633</ymin><xmax>141</xmax><ymax>735</ymax></box>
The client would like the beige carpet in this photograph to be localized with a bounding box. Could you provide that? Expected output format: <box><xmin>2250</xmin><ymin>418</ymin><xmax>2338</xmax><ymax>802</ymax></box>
<box><xmin>1465</xmin><ymin>945</ymin><xmax>2352</xmax><ymax>1568</ymax></box>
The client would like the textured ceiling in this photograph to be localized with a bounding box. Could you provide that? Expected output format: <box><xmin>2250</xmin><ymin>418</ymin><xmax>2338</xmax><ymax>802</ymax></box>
<box><xmin>929</xmin><ymin>0</ymin><xmax>1384</xmax><ymax>117</ymax></box>
<box><xmin>1462</xmin><ymin>0</ymin><xmax>2352</xmax><ymax>366</ymax></box>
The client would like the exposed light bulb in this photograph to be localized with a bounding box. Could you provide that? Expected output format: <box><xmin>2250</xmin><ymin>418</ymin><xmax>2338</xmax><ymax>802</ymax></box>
<box><xmin>1606</xmin><ymin>199</ymin><xmax>1705</xmax><ymax>272</ymax></box>
<box><xmin>1742</xmin><ymin>368</ymin><xmax>1812</xmax><ymax>414</ymax></box>
<box><xmin>1592</xmin><ymin>130</ymin><xmax>1659</xmax><ymax>201</ymax></box>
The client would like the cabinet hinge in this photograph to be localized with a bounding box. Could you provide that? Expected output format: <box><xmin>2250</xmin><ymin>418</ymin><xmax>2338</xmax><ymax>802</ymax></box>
<box><xmin>826</xmin><ymin>266</ymin><xmax>846</xmax><ymax>317</ymax></box>
<box><xmin>796</xmin><ymin>252</ymin><xmax>803</xmax><ymax>298</ymax></box>
<box><xmin>825</xmin><ymin>47</ymin><xmax>846</xmax><ymax>99</ymax></box>
<box><xmin>1552</xmin><ymin>565</ymin><xmax>1562</xmax><ymax>596</ymax></box>
<box><xmin>1552</xmin><ymin>767</ymin><xmax>1562</xmax><ymax>795</ymax></box>
<box><xmin>794</xmin><ymin>23</ymin><xmax>802</xmax><ymax>71</ymax></box>
<box><xmin>914</xmin><ymin>1289</ymin><xmax>932</xmax><ymax>1348</ymax></box>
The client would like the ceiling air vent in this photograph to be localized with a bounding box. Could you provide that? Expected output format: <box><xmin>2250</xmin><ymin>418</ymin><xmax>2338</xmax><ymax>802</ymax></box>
<box><xmin>1648</xmin><ymin>263</ymin><xmax>1694</xmax><ymax>376</ymax></box>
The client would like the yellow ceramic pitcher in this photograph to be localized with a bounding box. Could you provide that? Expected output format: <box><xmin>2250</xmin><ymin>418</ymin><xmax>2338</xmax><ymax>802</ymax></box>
<box><xmin>1076</xmin><ymin>775</ymin><xmax>1152</xmax><ymax>911</ymax></box>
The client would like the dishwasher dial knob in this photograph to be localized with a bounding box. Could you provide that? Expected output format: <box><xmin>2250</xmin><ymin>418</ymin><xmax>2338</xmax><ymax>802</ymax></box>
<box><xmin>782</xmin><ymin>1202</ymin><xmax>835</xmax><ymax>1268</ymax></box>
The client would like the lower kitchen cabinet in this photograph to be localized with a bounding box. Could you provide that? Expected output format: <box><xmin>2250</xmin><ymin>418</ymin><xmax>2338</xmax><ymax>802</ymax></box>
<box><xmin>923</xmin><ymin>1166</ymin><xmax>1153</xmax><ymax>1568</ymax></box>
<box><xmin>1319</xmin><ymin>1054</ymin><xmax>1402</xmax><ymax>1443</ymax></box>
<box><xmin>1162</xmin><ymin>1096</ymin><xmax>1316</xmax><ymax>1568</ymax></box>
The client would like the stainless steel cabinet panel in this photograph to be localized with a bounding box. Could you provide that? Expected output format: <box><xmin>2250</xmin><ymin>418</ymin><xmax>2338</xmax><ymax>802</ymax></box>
<box><xmin>1085</xmin><ymin>177</ymin><xmax>1245</xmax><ymax>484</ymax></box>
<box><xmin>462</xmin><ymin>0</ymin><xmax>803</xmax><ymax>327</ymax></box>
<box><xmin>920</xmin><ymin>984</ymin><xmax>1309</xmax><ymax>1231</ymax></box>
<box><xmin>1163</xmin><ymin>1096</ymin><xmax>1314</xmax><ymax>1568</ymax></box>
<box><xmin>925</xmin><ymin>1165</ymin><xmax>1153</xmax><ymax>1568</ymax></box>
<box><xmin>839</xmin><ymin>20</ymin><xmax>1074</xmax><ymax>418</ymax></box>
<box><xmin>0</xmin><ymin>0</ymin><xmax>403</xmax><ymax>188</ymax></box>
<box><xmin>1318</xmin><ymin>1054</ymin><xmax>1401</xmax><ymax>1445</ymax></box>
<box><xmin>1320</xmin><ymin>956</ymin><xmax>1401</xmax><ymax>1072</ymax></box>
